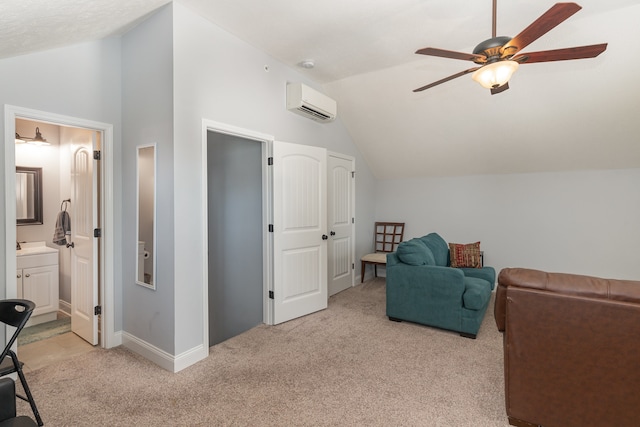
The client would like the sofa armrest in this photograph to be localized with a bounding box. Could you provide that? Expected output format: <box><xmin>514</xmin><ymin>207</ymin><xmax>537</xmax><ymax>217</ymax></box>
<box><xmin>494</xmin><ymin>282</ymin><xmax>507</xmax><ymax>331</ymax></box>
<box><xmin>387</xmin><ymin>263</ymin><xmax>466</xmax><ymax>297</ymax></box>
<box><xmin>458</xmin><ymin>267</ymin><xmax>496</xmax><ymax>290</ymax></box>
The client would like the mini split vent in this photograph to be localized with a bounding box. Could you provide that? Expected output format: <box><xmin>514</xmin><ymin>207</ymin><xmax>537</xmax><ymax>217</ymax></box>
<box><xmin>286</xmin><ymin>82</ymin><xmax>337</xmax><ymax>123</ymax></box>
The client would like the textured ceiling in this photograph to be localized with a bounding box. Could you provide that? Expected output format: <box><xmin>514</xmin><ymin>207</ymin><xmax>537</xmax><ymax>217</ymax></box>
<box><xmin>2</xmin><ymin>0</ymin><xmax>640</xmax><ymax>178</ymax></box>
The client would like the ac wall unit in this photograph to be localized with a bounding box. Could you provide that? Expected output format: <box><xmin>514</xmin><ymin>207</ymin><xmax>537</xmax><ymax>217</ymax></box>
<box><xmin>286</xmin><ymin>82</ymin><xmax>337</xmax><ymax>123</ymax></box>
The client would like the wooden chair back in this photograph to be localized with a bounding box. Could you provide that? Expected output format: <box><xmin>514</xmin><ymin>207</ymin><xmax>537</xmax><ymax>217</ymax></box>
<box><xmin>373</xmin><ymin>222</ymin><xmax>405</xmax><ymax>253</ymax></box>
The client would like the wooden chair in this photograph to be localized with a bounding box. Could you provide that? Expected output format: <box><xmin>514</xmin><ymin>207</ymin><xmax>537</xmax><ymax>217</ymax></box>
<box><xmin>360</xmin><ymin>222</ymin><xmax>405</xmax><ymax>283</ymax></box>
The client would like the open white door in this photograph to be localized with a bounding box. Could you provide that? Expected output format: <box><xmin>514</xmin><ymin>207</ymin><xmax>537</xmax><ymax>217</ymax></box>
<box><xmin>328</xmin><ymin>153</ymin><xmax>355</xmax><ymax>296</ymax></box>
<box><xmin>70</xmin><ymin>131</ymin><xmax>99</xmax><ymax>345</ymax></box>
<box><xmin>272</xmin><ymin>141</ymin><xmax>327</xmax><ymax>324</ymax></box>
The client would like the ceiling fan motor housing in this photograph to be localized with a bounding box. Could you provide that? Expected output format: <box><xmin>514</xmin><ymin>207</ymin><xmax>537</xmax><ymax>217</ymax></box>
<box><xmin>472</xmin><ymin>36</ymin><xmax>513</xmax><ymax>64</ymax></box>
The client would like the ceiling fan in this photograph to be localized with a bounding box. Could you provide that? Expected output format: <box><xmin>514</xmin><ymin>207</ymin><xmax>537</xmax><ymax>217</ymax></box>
<box><xmin>413</xmin><ymin>1</ymin><xmax>607</xmax><ymax>94</ymax></box>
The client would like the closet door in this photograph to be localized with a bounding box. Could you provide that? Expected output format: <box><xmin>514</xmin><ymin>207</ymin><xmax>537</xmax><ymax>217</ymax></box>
<box><xmin>327</xmin><ymin>153</ymin><xmax>354</xmax><ymax>296</ymax></box>
<box><xmin>272</xmin><ymin>141</ymin><xmax>327</xmax><ymax>324</ymax></box>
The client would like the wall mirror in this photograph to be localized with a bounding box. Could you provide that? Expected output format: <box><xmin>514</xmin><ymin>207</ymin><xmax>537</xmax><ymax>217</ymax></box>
<box><xmin>16</xmin><ymin>166</ymin><xmax>43</xmax><ymax>225</ymax></box>
<box><xmin>136</xmin><ymin>145</ymin><xmax>156</xmax><ymax>289</ymax></box>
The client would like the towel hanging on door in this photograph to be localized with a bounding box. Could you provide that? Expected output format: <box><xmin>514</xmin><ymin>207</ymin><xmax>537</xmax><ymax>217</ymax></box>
<box><xmin>53</xmin><ymin>200</ymin><xmax>71</xmax><ymax>246</ymax></box>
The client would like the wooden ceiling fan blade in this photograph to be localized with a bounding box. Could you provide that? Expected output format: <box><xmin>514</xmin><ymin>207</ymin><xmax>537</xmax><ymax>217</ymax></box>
<box><xmin>514</xmin><ymin>43</ymin><xmax>608</xmax><ymax>63</ymax></box>
<box><xmin>502</xmin><ymin>3</ymin><xmax>582</xmax><ymax>56</ymax></box>
<box><xmin>415</xmin><ymin>47</ymin><xmax>484</xmax><ymax>62</ymax></box>
<box><xmin>413</xmin><ymin>68</ymin><xmax>479</xmax><ymax>92</ymax></box>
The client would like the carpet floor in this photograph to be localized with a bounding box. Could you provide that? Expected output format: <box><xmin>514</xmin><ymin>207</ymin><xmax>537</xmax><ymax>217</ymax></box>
<box><xmin>17</xmin><ymin>279</ymin><xmax>509</xmax><ymax>426</ymax></box>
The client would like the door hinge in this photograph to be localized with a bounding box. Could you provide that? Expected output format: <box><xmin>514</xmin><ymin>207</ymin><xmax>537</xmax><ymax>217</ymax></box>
<box><xmin>352</xmin><ymin>217</ymin><xmax>355</xmax><ymax>224</ymax></box>
<box><xmin>269</xmin><ymin>291</ymin><xmax>274</xmax><ymax>299</ymax></box>
<box><xmin>268</xmin><ymin>157</ymin><xmax>273</xmax><ymax>166</ymax></box>
<box><xmin>268</xmin><ymin>224</ymin><xmax>274</xmax><ymax>232</ymax></box>
<box><xmin>93</xmin><ymin>150</ymin><xmax>101</xmax><ymax>160</ymax></box>
<box><xmin>94</xmin><ymin>228</ymin><xmax>102</xmax><ymax>238</ymax></box>
<box><xmin>352</xmin><ymin>263</ymin><xmax>355</xmax><ymax>270</ymax></box>
<box><xmin>94</xmin><ymin>305</ymin><xmax>102</xmax><ymax>315</ymax></box>
<box><xmin>351</xmin><ymin>171</ymin><xmax>355</xmax><ymax>178</ymax></box>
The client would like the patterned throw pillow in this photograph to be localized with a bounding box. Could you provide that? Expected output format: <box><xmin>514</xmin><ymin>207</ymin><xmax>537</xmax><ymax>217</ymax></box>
<box><xmin>449</xmin><ymin>242</ymin><xmax>482</xmax><ymax>268</ymax></box>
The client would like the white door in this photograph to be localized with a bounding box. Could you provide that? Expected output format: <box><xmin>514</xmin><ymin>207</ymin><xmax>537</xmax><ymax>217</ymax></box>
<box><xmin>272</xmin><ymin>141</ymin><xmax>327</xmax><ymax>324</ymax></box>
<box><xmin>327</xmin><ymin>154</ymin><xmax>354</xmax><ymax>296</ymax></box>
<box><xmin>70</xmin><ymin>132</ymin><xmax>99</xmax><ymax>345</ymax></box>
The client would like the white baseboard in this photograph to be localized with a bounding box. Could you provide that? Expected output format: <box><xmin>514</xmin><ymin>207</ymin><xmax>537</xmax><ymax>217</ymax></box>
<box><xmin>111</xmin><ymin>330</ymin><xmax>123</xmax><ymax>347</ymax></box>
<box><xmin>121</xmin><ymin>332</ymin><xmax>208</xmax><ymax>373</ymax></box>
<box><xmin>58</xmin><ymin>300</ymin><xmax>71</xmax><ymax>316</ymax></box>
<box><xmin>174</xmin><ymin>343</ymin><xmax>209</xmax><ymax>372</ymax></box>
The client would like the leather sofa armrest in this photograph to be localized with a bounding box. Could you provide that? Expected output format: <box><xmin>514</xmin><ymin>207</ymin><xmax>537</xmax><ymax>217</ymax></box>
<box><xmin>494</xmin><ymin>282</ymin><xmax>507</xmax><ymax>331</ymax></box>
<box><xmin>495</xmin><ymin>268</ymin><xmax>548</xmax><ymax>332</ymax></box>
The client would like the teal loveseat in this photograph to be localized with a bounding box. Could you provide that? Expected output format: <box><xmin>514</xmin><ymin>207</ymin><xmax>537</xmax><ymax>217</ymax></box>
<box><xmin>386</xmin><ymin>232</ymin><xmax>495</xmax><ymax>338</ymax></box>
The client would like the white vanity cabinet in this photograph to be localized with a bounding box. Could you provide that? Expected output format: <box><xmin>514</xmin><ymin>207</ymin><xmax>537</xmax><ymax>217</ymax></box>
<box><xmin>16</xmin><ymin>243</ymin><xmax>59</xmax><ymax>325</ymax></box>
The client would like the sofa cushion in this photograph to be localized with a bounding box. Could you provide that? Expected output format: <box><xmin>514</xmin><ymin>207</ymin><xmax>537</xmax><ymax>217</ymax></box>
<box><xmin>396</xmin><ymin>238</ymin><xmax>435</xmax><ymax>266</ymax></box>
<box><xmin>463</xmin><ymin>277</ymin><xmax>492</xmax><ymax>310</ymax></box>
<box><xmin>419</xmin><ymin>233</ymin><xmax>450</xmax><ymax>267</ymax></box>
<box><xmin>449</xmin><ymin>241</ymin><xmax>482</xmax><ymax>268</ymax></box>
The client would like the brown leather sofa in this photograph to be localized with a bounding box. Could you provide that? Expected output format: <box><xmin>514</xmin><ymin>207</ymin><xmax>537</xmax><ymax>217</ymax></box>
<box><xmin>494</xmin><ymin>268</ymin><xmax>640</xmax><ymax>427</ymax></box>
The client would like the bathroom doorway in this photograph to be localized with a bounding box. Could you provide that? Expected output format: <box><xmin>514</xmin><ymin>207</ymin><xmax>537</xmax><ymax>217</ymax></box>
<box><xmin>5</xmin><ymin>105</ymin><xmax>117</xmax><ymax>358</ymax></box>
<box><xmin>14</xmin><ymin>118</ymin><xmax>99</xmax><ymax>361</ymax></box>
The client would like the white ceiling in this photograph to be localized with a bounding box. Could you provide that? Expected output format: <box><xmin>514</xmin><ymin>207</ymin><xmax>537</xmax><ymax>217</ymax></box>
<box><xmin>2</xmin><ymin>0</ymin><xmax>640</xmax><ymax>178</ymax></box>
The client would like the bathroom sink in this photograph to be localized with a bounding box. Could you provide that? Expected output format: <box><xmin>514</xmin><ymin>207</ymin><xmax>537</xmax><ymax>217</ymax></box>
<box><xmin>16</xmin><ymin>241</ymin><xmax>58</xmax><ymax>256</ymax></box>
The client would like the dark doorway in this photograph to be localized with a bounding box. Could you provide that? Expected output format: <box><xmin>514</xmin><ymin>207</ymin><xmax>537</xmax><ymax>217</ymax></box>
<box><xmin>207</xmin><ymin>131</ymin><xmax>263</xmax><ymax>346</ymax></box>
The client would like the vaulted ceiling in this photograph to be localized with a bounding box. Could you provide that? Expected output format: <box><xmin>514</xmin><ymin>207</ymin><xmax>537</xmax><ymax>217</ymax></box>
<box><xmin>3</xmin><ymin>0</ymin><xmax>639</xmax><ymax>178</ymax></box>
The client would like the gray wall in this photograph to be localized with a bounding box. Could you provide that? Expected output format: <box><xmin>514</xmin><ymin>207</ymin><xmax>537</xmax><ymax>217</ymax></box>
<box><xmin>121</xmin><ymin>4</ymin><xmax>175</xmax><ymax>353</ymax></box>
<box><xmin>376</xmin><ymin>168</ymin><xmax>640</xmax><ymax>280</ymax></box>
<box><xmin>207</xmin><ymin>132</ymin><xmax>263</xmax><ymax>345</ymax></box>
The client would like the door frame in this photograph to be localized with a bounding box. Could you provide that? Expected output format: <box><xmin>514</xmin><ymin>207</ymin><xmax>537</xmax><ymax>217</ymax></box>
<box><xmin>4</xmin><ymin>105</ymin><xmax>116</xmax><ymax>349</ymax></box>
<box><xmin>327</xmin><ymin>151</ymin><xmax>356</xmax><ymax>295</ymax></box>
<box><xmin>201</xmin><ymin>120</ymin><xmax>274</xmax><ymax>347</ymax></box>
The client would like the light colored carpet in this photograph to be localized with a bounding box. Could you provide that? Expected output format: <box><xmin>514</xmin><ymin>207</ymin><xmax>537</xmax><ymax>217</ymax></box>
<box><xmin>17</xmin><ymin>278</ymin><xmax>509</xmax><ymax>426</ymax></box>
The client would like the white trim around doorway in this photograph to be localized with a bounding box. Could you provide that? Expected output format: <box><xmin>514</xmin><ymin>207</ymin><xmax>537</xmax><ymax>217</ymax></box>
<box><xmin>4</xmin><ymin>105</ymin><xmax>117</xmax><ymax>349</ymax></box>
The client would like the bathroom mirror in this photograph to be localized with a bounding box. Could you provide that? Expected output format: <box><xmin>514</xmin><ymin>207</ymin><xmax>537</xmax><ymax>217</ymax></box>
<box><xmin>136</xmin><ymin>144</ymin><xmax>156</xmax><ymax>289</ymax></box>
<box><xmin>16</xmin><ymin>166</ymin><xmax>43</xmax><ymax>225</ymax></box>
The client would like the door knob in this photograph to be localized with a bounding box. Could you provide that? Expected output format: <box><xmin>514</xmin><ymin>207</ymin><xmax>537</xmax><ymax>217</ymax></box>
<box><xmin>330</xmin><ymin>231</ymin><xmax>336</xmax><ymax>236</ymax></box>
<box><xmin>322</xmin><ymin>235</ymin><xmax>328</xmax><ymax>240</ymax></box>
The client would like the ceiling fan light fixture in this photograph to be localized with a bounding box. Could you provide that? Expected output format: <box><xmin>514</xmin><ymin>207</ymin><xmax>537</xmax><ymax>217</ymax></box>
<box><xmin>472</xmin><ymin>60</ymin><xmax>519</xmax><ymax>90</ymax></box>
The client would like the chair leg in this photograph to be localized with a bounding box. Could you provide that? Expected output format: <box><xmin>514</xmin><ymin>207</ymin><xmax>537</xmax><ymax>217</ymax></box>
<box><xmin>9</xmin><ymin>351</ymin><xmax>43</xmax><ymax>426</ymax></box>
<box><xmin>374</xmin><ymin>264</ymin><xmax>378</xmax><ymax>278</ymax></box>
<box><xmin>361</xmin><ymin>261</ymin><xmax>366</xmax><ymax>283</ymax></box>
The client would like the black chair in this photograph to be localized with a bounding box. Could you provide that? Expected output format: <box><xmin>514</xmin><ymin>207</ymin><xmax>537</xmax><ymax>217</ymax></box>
<box><xmin>0</xmin><ymin>378</ymin><xmax>38</xmax><ymax>426</ymax></box>
<box><xmin>0</xmin><ymin>300</ymin><xmax>43</xmax><ymax>426</ymax></box>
